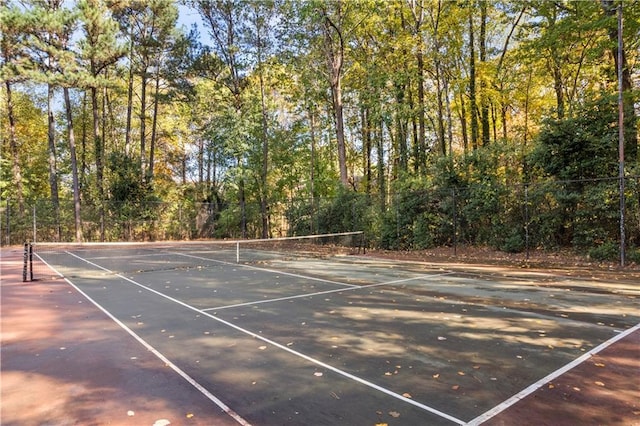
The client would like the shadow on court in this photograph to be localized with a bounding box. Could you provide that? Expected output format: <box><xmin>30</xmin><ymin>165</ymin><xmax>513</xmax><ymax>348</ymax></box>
<box><xmin>2</xmin><ymin>246</ymin><xmax>639</xmax><ymax>425</ymax></box>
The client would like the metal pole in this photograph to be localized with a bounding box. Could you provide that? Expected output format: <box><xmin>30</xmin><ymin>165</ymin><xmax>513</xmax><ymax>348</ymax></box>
<box><xmin>452</xmin><ymin>188</ymin><xmax>457</xmax><ymax>256</ymax></box>
<box><xmin>617</xmin><ymin>4</ymin><xmax>625</xmax><ymax>267</ymax></box>
<box><xmin>524</xmin><ymin>185</ymin><xmax>530</xmax><ymax>261</ymax></box>
<box><xmin>33</xmin><ymin>204</ymin><xmax>37</xmax><ymax>244</ymax></box>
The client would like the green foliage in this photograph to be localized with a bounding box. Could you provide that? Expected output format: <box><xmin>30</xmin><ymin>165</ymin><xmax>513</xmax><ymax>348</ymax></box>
<box><xmin>316</xmin><ymin>187</ymin><xmax>370</xmax><ymax>235</ymax></box>
<box><xmin>588</xmin><ymin>241</ymin><xmax>619</xmax><ymax>262</ymax></box>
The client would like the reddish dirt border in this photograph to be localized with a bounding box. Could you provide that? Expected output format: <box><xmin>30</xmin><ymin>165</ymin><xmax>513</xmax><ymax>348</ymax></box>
<box><xmin>2</xmin><ymin>245</ymin><xmax>639</xmax><ymax>425</ymax></box>
<box><xmin>1</xmin><ymin>247</ymin><xmax>239</xmax><ymax>426</ymax></box>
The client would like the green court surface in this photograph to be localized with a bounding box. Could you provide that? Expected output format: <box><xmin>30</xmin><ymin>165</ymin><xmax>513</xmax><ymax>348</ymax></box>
<box><xmin>25</xmin><ymin>244</ymin><xmax>640</xmax><ymax>425</ymax></box>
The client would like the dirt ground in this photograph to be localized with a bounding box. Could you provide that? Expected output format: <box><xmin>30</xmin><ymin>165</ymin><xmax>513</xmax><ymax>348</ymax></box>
<box><xmin>366</xmin><ymin>245</ymin><xmax>640</xmax><ymax>281</ymax></box>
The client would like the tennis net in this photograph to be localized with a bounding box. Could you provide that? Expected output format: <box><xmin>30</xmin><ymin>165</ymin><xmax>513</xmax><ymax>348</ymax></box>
<box><xmin>25</xmin><ymin>231</ymin><xmax>365</xmax><ymax>281</ymax></box>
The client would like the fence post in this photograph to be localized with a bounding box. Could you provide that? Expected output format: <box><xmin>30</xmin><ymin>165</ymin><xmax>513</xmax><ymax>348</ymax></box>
<box><xmin>524</xmin><ymin>184</ymin><xmax>530</xmax><ymax>261</ymax></box>
<box><xmin>452</xmin><ymin>188</ymin><xmax>457</xmax><ymax>256</ymax></box>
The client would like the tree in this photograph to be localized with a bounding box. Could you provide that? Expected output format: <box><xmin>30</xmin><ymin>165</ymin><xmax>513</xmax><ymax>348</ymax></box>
<box><xmin>78</xmin><ymin>0</ymin><xmax>123</xmax><ymax>240</ymax></box>
<box><xmin>0</xmin><ymin>2</ymin><xmax>26</xmax><ymax>215</ymax></box>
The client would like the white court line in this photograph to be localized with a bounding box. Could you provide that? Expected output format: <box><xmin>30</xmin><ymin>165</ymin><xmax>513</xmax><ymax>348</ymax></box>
<box><xmin>173</xmin><ymin>252</ymin><xmax>359</xmax><ymax>289</ymax></box>
<box><xmin>65</xmin><ymin>251</ymin><xmax>466</xmax><ymax>425</ymax></box>
<box><xmin>203</xmin><ymin>272</ymin><xmax>455</xmax><ymax>311</ymax></box>
<box><xmin>465</xmin><ymin>321</ymin><xmax>640</xmax><ymax>426</ymax></box>
<box><xmin>35</xmin><ymin>252</ymin><xmax>252</xmax><ymax>426</ymax></box>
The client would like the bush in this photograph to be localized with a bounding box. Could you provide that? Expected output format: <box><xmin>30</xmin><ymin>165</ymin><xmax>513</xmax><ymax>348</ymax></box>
<box><xmin>501</xmin><ymin>231</ymin><xmax>524</xmax><ymax>253</ymax></box>
<box><xmin>588</xmin><ymin>241</ymin><xmax>619</xmax><ymax>261</ymax></box>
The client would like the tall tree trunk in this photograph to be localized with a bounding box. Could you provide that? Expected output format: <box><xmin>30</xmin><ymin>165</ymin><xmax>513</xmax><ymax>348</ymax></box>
<box><xmin>468</xmin><ymin>7</ymin><xmax>479</xmax><ymax>150</ymax></box>
<box><xmin>377</xmin><ymin>119</ymin><xmax>386</xmax><ymax>212</ymax></box>
<box><xmin>308</xmin><ymin>106</ymin><xmax>317</xmax><ymax>234</ymax></box>
<box><xmin>140</xmin><ymin>67</ymin><xmax>148</xmax><ymax>178</ymax></box>
<box><xmin>601</xmin><ymin>0</ymin><xmax>638</xmax><ymax>162</ymax></box>
<box><xmin>361</xmin><ymin>106</ymin><xmax>372</xmax><ymax>195</ymax></box>
<box><xmin>148</xmin><ymin>69</ymin><xmax>161</xmax><ymax>185</ymax></box>
<box><xmin>91</xmin><ymin>84</ymin><xmax>105</xmax><ymax>241</ymax></box>
<box><xmin>47</xmin><ymin>84</ymin><xmax>60</xmax><ymax>241</ymax></box>
<box><xmin>458</xmin><ymin>89</ymin><xmax>469</xmax><ymax>153</ymax></box>
<box><xmin>321</xmin><ymin>6</ymin><xmax>348</xmax><ymax>186</ymax></box>
<box><xmin>63</xmin><ymin>88</ymin><xmax>83</xmax><ymax>242</ymax></box>
<box><xmin>5</xmin><ymin>81</ymin><xmax>24</xmax><ymax>217</ymax></box>
<box><xmin>259</xmin><ymin>68</ymin><xmax>269</xmax><ymax>239</ymax></box>
<box><xmin>479</xmin><ymin>0</ymin><xmax>490</xmax><ymax>146</ymax></box>
<box><xmin>125</xmin><ymin>31</ymin><xmax>135</xmax><ymax>157</ymax></box>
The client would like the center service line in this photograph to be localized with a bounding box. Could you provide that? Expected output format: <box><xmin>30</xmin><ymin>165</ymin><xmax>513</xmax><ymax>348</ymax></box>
<box><xmin>67</xmin><ymin>251</ymin><xmax>466</xmax><ymax>425</ymax></box>
<box><xmin>204</xmin><ymin>272</ymin><xmax>456</xmax><ymax>311</ymax></box>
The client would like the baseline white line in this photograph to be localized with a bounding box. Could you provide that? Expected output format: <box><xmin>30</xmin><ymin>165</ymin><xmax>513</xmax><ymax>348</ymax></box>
<box><xmin>465</xmin><ymin>322</ymin><xmax>640</xmax><ymax>426</ymax></box>
<box><xmin>203</xmin><ymin>272</ymin><xmax>455</xmax><ymax>311</ymax></box>
<box><xmin>37</xmin><ymin>252</ymin><xmax>252</xmax><ymax>426</ymax></box>
<box><xmin>172</xmin><ymin>252</ymin><xmax>359</xmax><ymax>289</ymax></box>
<box><xmin>66</xmin><ymin>251</ymin><xmax>466</xmax><ymax>425</ymax></box>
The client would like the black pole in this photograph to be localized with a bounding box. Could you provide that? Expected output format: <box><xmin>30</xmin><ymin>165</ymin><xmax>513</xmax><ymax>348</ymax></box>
<box><xmin>452</xmin><ymin>188</ymin><xmax>457</xmax><ymax>256</ymax></box>
<box><xmin>22</xmin><ymin>242</ymin><xmax>28</xmax><ymax>282</ymax></box>
<box><xmin>29</xmin><ymin>242</ymin><xmax>34</xmax><ymax>281</ymax></box>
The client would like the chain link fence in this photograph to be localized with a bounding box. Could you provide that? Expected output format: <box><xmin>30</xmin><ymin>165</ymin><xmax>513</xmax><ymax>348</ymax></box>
<box><xmin>2</xmin><ymin>176</ymin><xmax>639</xmax><ymax>262</ymax></box>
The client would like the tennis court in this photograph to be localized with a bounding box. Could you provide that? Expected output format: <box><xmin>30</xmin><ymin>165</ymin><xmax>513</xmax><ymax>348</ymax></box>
<box><xmin>4</xmin><ymin>234</ymin><xmax>640</xmax><ymax>425</ymax></box>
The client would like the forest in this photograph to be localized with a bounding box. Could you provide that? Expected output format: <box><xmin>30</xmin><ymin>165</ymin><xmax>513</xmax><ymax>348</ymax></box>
<box><xmin>1</xmin><ymin>0</ymin><xmax>639</xmax><ymax>262</ymax></box>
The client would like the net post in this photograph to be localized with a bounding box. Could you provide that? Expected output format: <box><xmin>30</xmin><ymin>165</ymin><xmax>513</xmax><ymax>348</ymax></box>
<box><xmin>29</xmin><ymin>242</ymin><xmax>34</xmax><ymax>281</ymax></box>
<box><xmin>22</xmin><ymin>242</ymin><xmax>28</xmax><ymax>282</ymax></box>
<box><xmin>236</xmin><ymin>241</ymin><xmax>240</xmax><ymax>263</ymax></box>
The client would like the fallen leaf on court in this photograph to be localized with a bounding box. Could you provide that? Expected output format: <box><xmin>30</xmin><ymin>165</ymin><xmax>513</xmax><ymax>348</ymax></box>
<box><xmin>314</xmin><ymin>372</ymin><xmax>323</xmax><ymax>377</ymax></box>
<box><xmin>594</xmin><ymin>381</ymin><xmax>605</xmax><ymax>387</ymax></box>
<box><xmin>375</xmin><ymin>423</ymin><xmax>388</xmax><ymax>426</ymax></box>
<box><xmin>153</xmin><ymin>420</ymin><xmax>171</xmax><ymax>426</ymax></box>
<box><xmin>384</xmin><ymin>372</ymin><xmax>393</xmax><ymax>376</ymax></box>
<box><xmin>389</xmin><ymin>411</ymin><xmax>400</xmax><ymax>418</ymax></box>
<box><xmin>432</xmin><ymin>373</ymin><xmax>440</xmax><ymax>379</ymax></box>
<box><xmin>286</xmin><ymin>342</ymin><xmax>294</xmax><ymax>346</ymax></box>
<box><xmin>458</xmin><ymin>371</ymin><xmax>465</xmax><ymax>376</ymax></box>
<box><xmin>258</xmin><ymin>345</ymin><xmax>267</xmax><ymax>350</ymax></box>
<box><xmin>473</xmin><ymin>365</ymin><xmax>480</xmax><ymax>369</ymax></box>
<box><xmin>572</xmin><ymin>386</ymin><xmax>581</xmax><ymax>392</ymax></box>
<box><xmin>127</xmin><ymin>410</ymin><xmax>135</xmax><ymax>416</ymax></box>
<box><xmin>402</xmin><ymin>393</ymin><xmax>412</xmax><ymax>399</ymax></box>
<box><xmin>376</xmin><ymin>411</ymin><xmax>383</xmax><ymax>415</ymax></box>
<box><xmin>548</xmin><ymin>384</ymin><xmax>555</xmax><ymax>389</ymax></box>
<box><xmin>330</xmin><ymin>391</ymin><xmax>340</xmax><ymax>400</ymax></box>
<box><xmin>186</xmin><ymin>413</ymin><xmax>194</xmax><ymax>418</ymax></box>
<box><xmin>451</xmin><ymin>385</ymin><xmax>460</xmax><ymax>390</ymax></box>
<box><xmin>594</xmin><ymin>362</ymin><xmax>605</xmax><ymax>367</ymax></box>
<box><xmin>437</xmin><ymin>336</ymin><xmax>447</xmax><ymax>341</ymax></box>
